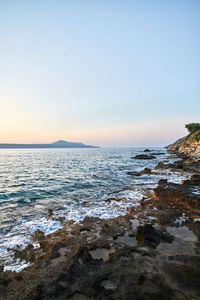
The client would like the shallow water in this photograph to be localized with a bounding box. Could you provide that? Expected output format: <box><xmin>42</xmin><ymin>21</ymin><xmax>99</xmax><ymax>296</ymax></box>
<box><xmin>0</xmin><ymin>147</ymin><xmax>185</xmax><ymax>269</ymax></box>
<box><xmin>157</xmin><ymin>226</ymin><xmax>198</xmax><ymax>256</ymax></box>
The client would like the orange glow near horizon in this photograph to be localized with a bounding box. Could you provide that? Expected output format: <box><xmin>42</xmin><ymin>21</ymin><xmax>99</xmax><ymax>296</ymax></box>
<box><xmin>0</xmin><ymin>118</ymin><xmax>189</xmax><ymax>146</ymax></box>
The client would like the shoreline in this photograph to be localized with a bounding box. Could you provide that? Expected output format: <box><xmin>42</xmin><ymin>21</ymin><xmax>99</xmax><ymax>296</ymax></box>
<box><xmin>0</xmin><ymin>148</ymin><xmax>200</xmax><ymax>299</ymax></box>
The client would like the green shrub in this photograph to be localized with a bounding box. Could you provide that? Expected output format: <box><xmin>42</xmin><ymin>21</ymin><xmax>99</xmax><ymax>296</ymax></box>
<box><xmin>185</xmin><ymin>123</ymin><xmax>200</xmax><ymax>134</ymax></box>
<box><xmin>191</xmin><ymin>130</ymin><xmax>200</xmax><ymax>141</ymax></box>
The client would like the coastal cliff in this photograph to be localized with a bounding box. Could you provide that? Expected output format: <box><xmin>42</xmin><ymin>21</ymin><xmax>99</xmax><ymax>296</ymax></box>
<box><xmin>167</xmin><ymin>130</ymin><xmax>200</xmax><ymax>163</ymax></box>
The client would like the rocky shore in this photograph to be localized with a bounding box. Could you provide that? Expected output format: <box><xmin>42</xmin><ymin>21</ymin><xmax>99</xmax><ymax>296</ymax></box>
<box><xmin>0</xmin><ymin>138</ymin><xmax>200</xmax><ymax>300</ymax></box>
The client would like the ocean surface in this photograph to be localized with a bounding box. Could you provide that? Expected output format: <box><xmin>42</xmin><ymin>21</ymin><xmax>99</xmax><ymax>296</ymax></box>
<box><xmin>0</xmin><ymin>147</ymin><xmax>185</xmax><ymax>271</ymax></box>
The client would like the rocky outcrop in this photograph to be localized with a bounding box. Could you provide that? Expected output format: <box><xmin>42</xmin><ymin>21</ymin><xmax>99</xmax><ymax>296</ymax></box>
<box><xmin>152</xmin><ymin>177</ymin><xmax>200</xmax><ymax>212</ymax></box>
<box><xmin>166</xmin><ymin>131</ymin><xmax>200</xmax><ymax>173</ymax></box>
<box><xmin>167</xmin><ymin>132</ymin><xmax>200</xmax><ymax>162</ymax></box>
<box><xmin>167</xmin><ymin>137</ymin><xmax>186</xmax><ymax>153</ymax></box>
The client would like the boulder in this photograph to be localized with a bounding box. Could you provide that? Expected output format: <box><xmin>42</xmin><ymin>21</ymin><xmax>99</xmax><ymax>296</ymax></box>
<box><xmin>136</xmin><ymin>224</ymin><xmax>174</xmax><ymax>248</ymax></box>
<box><xmin>127</xmin><ymin>168</ymin><xmax>152</xmax><ymax>176</ymax></box>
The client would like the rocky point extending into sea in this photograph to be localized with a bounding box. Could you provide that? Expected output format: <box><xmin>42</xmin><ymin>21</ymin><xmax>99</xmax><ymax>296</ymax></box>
<box><xmin>0</xmin><ymin>132</ymin><xmax>200</xmax><ymax>300</ymax></box>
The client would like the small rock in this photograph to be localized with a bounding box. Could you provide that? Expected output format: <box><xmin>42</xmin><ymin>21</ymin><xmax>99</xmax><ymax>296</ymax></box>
<box><xmin>127</xmin><ymin>168</ymin><xmax>152</xmax><ymax>176</ymax></box>
<box><xmin>105</xmin><ymin>198</ymin><xmax>122</xmax><ymax>202</ymax></box>
<box><xmin>0</xmin><ymin>265</ymin><xmax>4</xmax><ymax>272</ymax></box>
<box><xmin>190</xmin><ymin>174</ymin><xmax>200</xmax><ymax>182</ymax></box>
<box><xmin>47</xmin><ymin>208</ymin><xmax>53</xmax><ymax>219</ymax></box>
<box><xmin>126</xmin><ymin>207</ymin><xmax>136</xmax><ymax>215</ymax></box>
<box><xmin>157</xmin><ymin>179</ymin><xmax>168</xmax><ymax>186</ymax></box>
<box><xmin>127</xmin><ymin>171</ymin><xmax>140</xmax><ymax>176</ymax></box>
<box><xmin>32</xmin><ymin>229</ymin><xmax>46</xmax><ymax>243</ymax></box>
<box><xmin>57</xmin><ymin>216</ymin><xmax>66</xmax><ymax>224</ymax></box>
<box><xmin>139</xmin><ymin>168</ymin><xmax>152</xmax><ymax>175</ymax></box>
<box><xmin>132</xmin><ymin>155</ymin><xmax>156</xmax><ymax>160</ymax></box>
<box><xmin>101</xmin><ymin>280</ymin><xmax>117</xmax><ymax>291</ymax></box>
<box><xmin>154</xmin><ymin>162</ymin><xmax>167</xmax><ymax>169</ymax></box>
<box><xmin>11</xmin><ymin>244</ymin><xmax>36</xmax><ymax>263</ymax></box>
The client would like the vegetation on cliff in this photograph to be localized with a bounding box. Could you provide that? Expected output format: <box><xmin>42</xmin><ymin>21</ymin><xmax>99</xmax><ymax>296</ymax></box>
<box><xmin>167</xmin><ymin>123</ymin><xmax>200</xmax><ymax>163</ymax></box>
<box><xmin>185</xmin><ymin>123</ymin><xmax>200</xmax><ymax>141</ymax></box>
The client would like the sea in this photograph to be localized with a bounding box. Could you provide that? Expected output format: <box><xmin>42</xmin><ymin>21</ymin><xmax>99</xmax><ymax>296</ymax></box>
<box><xmin>0</xmin><ymin>147</ymin><xmax>185</xmax><ymax>271</ymax></box>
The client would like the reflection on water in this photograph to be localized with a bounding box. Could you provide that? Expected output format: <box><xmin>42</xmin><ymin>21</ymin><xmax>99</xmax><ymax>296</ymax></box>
<box><xmin>157</xmin><ymin>226</ymin><xmax>198</xmax><ymax>256</ymax></box>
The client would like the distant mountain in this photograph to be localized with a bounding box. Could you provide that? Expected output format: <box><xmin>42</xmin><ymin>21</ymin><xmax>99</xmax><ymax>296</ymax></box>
<box><xmin>0</xmin><ymin>140</ymin><xmax>99</xmax><ymax>149</ymax></box>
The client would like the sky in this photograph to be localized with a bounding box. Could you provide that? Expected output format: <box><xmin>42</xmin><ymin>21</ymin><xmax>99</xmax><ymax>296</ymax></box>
<box><xmin>0</xmin><ymin>0</ymin><xmax>199</xmax><ymax>146</ymax></box>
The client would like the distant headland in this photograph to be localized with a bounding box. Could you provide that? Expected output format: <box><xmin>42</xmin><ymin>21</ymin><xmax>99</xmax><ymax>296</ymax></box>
<box><xmin>0</xmin><ymin>139</ymin><xmax>99</xmax><ymax>149</ymax></box>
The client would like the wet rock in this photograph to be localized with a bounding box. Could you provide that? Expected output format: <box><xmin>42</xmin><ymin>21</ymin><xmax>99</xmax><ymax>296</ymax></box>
<box><xmin>136</xmin><ymin>224</ymin><xmax>174</xmax><ymax>248</ymax></box>
<box><xmin>126</xmin><ymin>207</ymin><xmax>137</xmax><ymax>215</ymax></box>
<box><xmin>144</xmin><ymin>149</ymin><xmax>151</xmax><ymax>152</ymax></box>
<box><xmin>162</xmin><ymin>256</ymin><xmax>200</xmax><ymax>296</ymax></box>
<box><xmin>105</xmin><ymin>197</ymin><xmax>122</xmax><ymax>202</ymax></box>
<box><xmin>172</xmin><ymin>160</ymin><xmax>184</xmax><ymax>170</ymax></box>
<box><xmin>153</xmin><ymin>179</ymin><xmax>200</xmax><ymax>212</ymax></box>
<box><xmin>154</xmin><ymin>159</ymin><xmax>192</xmax><ymax>172</ymax></box>
<box><xmin>139</xmin><ymin>168</ymin><xmax>152</xmax><ymax>175</ymax></box>
<box><xmin>127</xmin><ymin>168</ymin><xmax>152</xmax><ymax>176</ymax></box>
<box><xmin>151</xmin><ymin>152</ymin><xmax>165</xmax><ymax>155</ymax></box>
<box><xmin>157</xmin><ymin>179</ymin><xmax>168</xmax><ymax>186</ymax></box>
<box><xmin>10</xmin><ymin>244</ymin><xmax>36</xmax><ymax>263</ymax></box>
<box><xmin>67</xmin><ymin>293</ymin><xmax>92</xmax><ymax>300</ymax></box>
<box><xmin>190</xmin><ymin>174</ymin><xmax>200</xmax><ymax>182</ymax></box>
<box><xmin>32</xmin><ymin>229</ymin><xmax>46</xmax><ymax>243</ymax></box>
<box><xmin>127</xmin><ymin>171</ymin><xmax>139</xmax><ymax>176</ymax></box>
<box><xmin>76</xmin><ymin>246</ymin><xmax>93</xmax><ymax>263</ymax></box>
<box><xmin>132</xmin><ymin>154</ymin><xmax>156</xmax><ymax>160</ymax></box>
<box><xmin>0</xmin><ymin>270</ymin><xmax>14</xmax><ymax>292</ymax></box>
<box><xmin>47</xmin><ymin>208</ymin><xmax>53</xmax><ymax>219</ymax></box>
<box><xmin>57</xmin><ymin>216</ymin><xmax>66</xmax><ymax>224</ymax></box>
<box><xmin>83</xmin><ymin>201</ymin><xmax>89</xmax><ymax>206</ymax></box>
<box><xmin>154</xmin><ymin>162</ymin><xmax>168</xmax><ymax>169</ymax></box>
<box><xmin>0</xmin><ymin>265</ymin><xmax>4</xmax><ymax>273</ymax></box>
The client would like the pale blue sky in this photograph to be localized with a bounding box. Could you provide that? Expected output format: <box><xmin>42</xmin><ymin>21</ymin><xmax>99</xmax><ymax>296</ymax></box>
<box><xmin>0</xmin><ymin>0</ymin><xmax>199</xmax><ymax>146</ymax></box>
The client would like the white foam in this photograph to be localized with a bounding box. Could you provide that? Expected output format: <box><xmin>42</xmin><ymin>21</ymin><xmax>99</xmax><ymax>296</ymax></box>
<box><xmin>24</xmin><ymin>198</ymin><xmax>32</xmax><ymax>203</ymax></box>
<box><xmin>4</xmin><ymin>259</ymin><xmax>31</xmax><ymax>272</ymax></box>
<box><xmin>194</xmin><ymin>218</ymin><xmax>200</xmax><ymax>222</ymax></box>
<box><xmin>0</xmin><ymin>218</ymin><xmax>62</xmax><ymax>272</ymax></box>
<box><xmin>175</xmin><ymin>213</ymin><xmax>188</xmax><ymax>226</ymax></box>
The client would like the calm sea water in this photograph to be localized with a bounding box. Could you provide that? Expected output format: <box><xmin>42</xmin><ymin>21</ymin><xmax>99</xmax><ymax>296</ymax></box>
<box><xmin>0</xmin><ymin>147</ymin><xmax>184</xmax><ymax>270</ymax></box>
